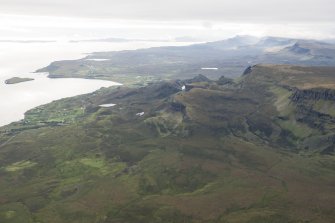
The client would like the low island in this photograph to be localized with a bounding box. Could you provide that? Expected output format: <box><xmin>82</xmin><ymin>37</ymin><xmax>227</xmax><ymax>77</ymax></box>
<box><xmin>5</xmin><ymin>77</ymin><xmax>34</xmax><ymax>85</ymax></box>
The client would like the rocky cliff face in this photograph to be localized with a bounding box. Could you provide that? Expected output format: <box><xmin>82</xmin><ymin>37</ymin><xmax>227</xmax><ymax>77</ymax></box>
<box><xmin>290</xmin><ymin>88</ymin><xmax>335</xmax><ymax>127</ymax></box>
<box><xmin>242</xmin><ymin>65</ymin><xmax>254</xmax><ymax>75</ymax></box>
<box><xmin>291</xmin><ymin>88</ymin><xmax>335</xmax><ymax>101</ymax></box>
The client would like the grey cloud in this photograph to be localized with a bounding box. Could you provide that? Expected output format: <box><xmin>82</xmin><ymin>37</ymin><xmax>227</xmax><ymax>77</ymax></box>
<box><xmin>1</xmin><ymin>0</ymin><xmax>334</xmax><ymax>23</ymax></box>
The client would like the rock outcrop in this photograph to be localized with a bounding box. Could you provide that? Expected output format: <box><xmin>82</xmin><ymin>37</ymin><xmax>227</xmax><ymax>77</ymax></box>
<box><xmin>291</xmin><ymin>88</ymin><xmax>335</xmax><ymax>101</ymax></box>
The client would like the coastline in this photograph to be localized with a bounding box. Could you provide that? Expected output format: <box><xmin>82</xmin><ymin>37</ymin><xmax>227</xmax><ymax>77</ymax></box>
<box><xmin>0</xmin><ymin>72</ymin><xmax>121</xmax><ymax>127</ymax></box>
<box><xmin>0</xmin><ymin>41</ymin><xmax>192</xmax><ymax>127</ymax></box>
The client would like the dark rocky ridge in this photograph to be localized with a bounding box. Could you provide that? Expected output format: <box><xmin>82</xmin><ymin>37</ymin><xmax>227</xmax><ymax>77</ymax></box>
<box><xmin>287</xmin><ymin>43</ymin><xmax>311</xmax><ymax>54</ymax></box>
<box><xmin>291</xmin><ymin>88</ymin><xmax>335</xmax><ymax>101</ymax></box>
<box><xmin>242</xmin><ymin>65</ymin><xmax>254</xmax><ymax>75</ymax></box>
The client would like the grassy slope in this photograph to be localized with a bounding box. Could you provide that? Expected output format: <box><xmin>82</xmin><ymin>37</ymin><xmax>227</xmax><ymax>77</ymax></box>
<box><xmin>0</xmin><ymin>65</ymin><xmax>334</xmax><ymax>223</ymax></box>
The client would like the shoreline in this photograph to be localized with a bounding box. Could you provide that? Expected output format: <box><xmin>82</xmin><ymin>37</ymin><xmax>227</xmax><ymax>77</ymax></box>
<box><xmin>0</xmin><ymin>40</ymin><xmax>196</xmax><ymax>128</ymax></box>
<box><xmin>0</xmin><ymin>74</ymin><xmax>122</xmax><ymax>127</ymax></box>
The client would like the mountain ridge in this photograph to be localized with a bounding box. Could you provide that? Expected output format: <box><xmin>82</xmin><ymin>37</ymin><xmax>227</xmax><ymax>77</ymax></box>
<box><xmin>36</xmin><ymin>36</ymin><xmax>335</xmax><ymax>84</ymax></box>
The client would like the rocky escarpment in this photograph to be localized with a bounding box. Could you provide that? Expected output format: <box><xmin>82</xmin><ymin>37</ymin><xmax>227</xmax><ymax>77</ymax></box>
<box><xmin>290</xmin><ymin>88</ymin><xmax>335</xmax><ymax>128</ymax></box>
<box><xmin>242</xmin><ymin>65</ymin><xmax>254</xmax><ymax>75</ymax></box>
<box><xmin>281</xmin><ymin>86</ymin><xmax>335</xmax><ymax>152</ymax></box>
<box><xmin>291</xmin><ymin>88</ymin><xmax>335</xmax><ymax>101</ymax></box>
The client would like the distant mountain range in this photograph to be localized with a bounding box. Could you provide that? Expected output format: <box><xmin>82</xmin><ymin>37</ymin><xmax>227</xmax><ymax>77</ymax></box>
<box><xmin>38</xmin><ymin>35</ymin><xmax>335</xmax><ymax>82</ymax></box>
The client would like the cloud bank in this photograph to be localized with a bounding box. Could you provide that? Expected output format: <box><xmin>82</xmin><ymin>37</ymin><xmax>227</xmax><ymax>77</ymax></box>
<box><xmin>1</xmin><ymin>0</ymin><xmax>334</xmax><ymax>40</ymax></box>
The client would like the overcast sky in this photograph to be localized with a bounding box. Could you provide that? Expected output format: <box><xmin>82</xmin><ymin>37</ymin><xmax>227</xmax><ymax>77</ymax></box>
<box><xmin>1</xmin><ymin>0</ymin><xmax>334</xmax><ymax>40</ymax></box>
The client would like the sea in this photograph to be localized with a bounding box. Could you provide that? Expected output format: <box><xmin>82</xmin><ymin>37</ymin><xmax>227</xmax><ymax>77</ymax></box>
<box><xmin>0</xmin><ymin>40</ymin><xmax>193</xmax><ymax>126</ymax></box>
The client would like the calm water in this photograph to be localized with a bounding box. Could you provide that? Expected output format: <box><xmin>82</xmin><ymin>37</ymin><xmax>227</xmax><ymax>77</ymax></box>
<box><xmin>0</xmin><ymin>41</ymin><xmax>193</xmax><ymax>126</ymax></box>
